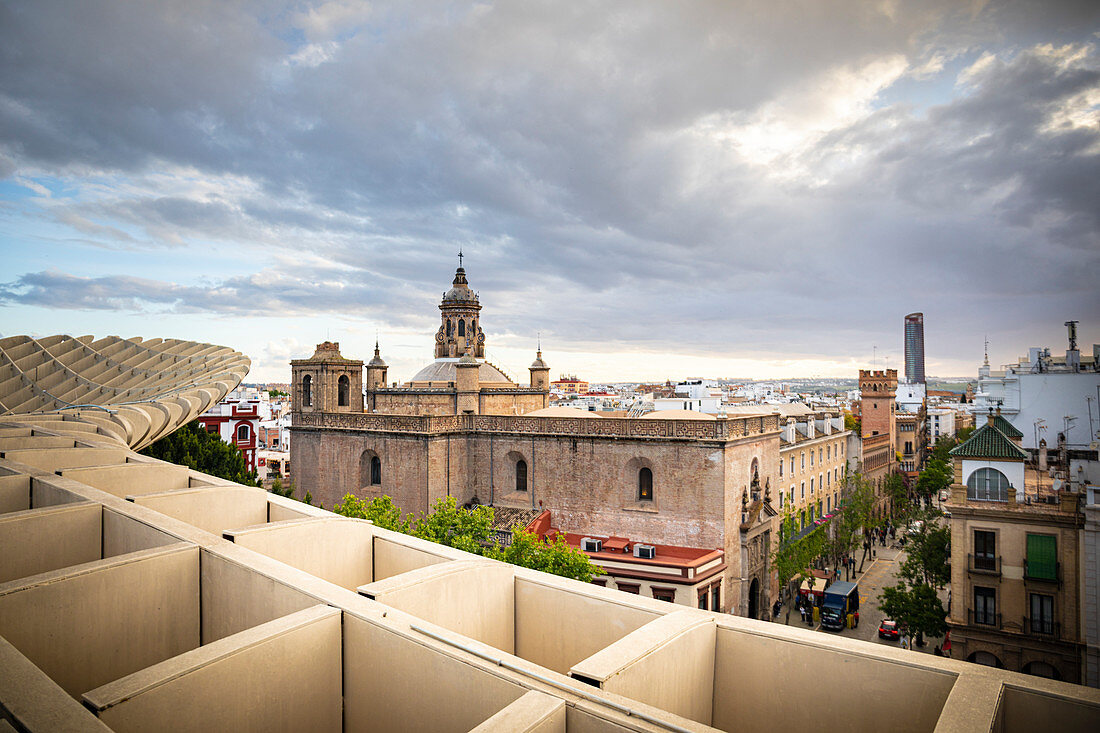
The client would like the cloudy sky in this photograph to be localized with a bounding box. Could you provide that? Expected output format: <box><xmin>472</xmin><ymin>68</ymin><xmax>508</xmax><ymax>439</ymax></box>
<box><xmin>1</xmin><ymin>1</ymin><xmax>1097</xmax><ymax>384</ymax></box>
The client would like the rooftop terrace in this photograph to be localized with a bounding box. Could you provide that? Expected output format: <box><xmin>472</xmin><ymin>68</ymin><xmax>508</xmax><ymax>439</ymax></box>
<box><xmin>1</xmin><ymin>335</ymin><xmax>1098</xmax><ymax>731</ymax></box>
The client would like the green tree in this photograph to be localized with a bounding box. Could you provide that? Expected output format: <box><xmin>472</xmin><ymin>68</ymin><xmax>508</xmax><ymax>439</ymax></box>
<box><xmin>843</xmin><ymin>411</ymin><xmax>861</xmax><ymax>434</ymax></box>
<box><xmin>883</xmin><ymin>473</ymin><xmax>911</xmax><ymax>525</ymax></box>
<box><xmin>771</xmin><ymin>506</ymin><xmax>827</xmax><ymax>623</ymax></box>
<box><xmin>408</xmin><ymin>496</ymin><xmax>494</xmax><ymax>555</ymax></box>
<box><xmin>333</xmin><ymin>494</ymin><xmax>409</xmax><ymax>532</ymax></box>
<box><xmin>915</xmin><ymin>458</ymin><xmax>952</xmax><ymax>504</ymax></box>
<box><xmin>898</xmin><ymin>509</ymin><xmax>951</xmax><ymax>589</ymax></box>
<box><xmin>878</xmin><ymin>580</ymin><xmax>947</xmax><ymax>647</ymax></box>
<box><xmin>270</xmin><ymin>477</ymin><xmax>294</xmax><ymax>498</ymax></box>
<box><xmin>140</xmin><ymin>421</ymin><xmax>260</xmax><ymax>486</ymax></box>
<box><xmin>332</xmin><ymin>493</ymin><xmax>599</xmax><ymax>582</ymax></box>
<box><xmin>490</xmin><ymin>527</ymin><xmax>602</xmax><ymax>583</ymax></box>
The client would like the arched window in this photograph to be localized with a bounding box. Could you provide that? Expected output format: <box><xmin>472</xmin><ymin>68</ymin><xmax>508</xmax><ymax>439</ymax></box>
<box><xmin>515</xmin><ymin>459</ymin><xmax>528</xmax><ymax>492</ymax></box>
<box><xmin>447</xmin><ymin>320</ymin><xmax>453</xmax><ymax>336</ymax></box>
<box><xmin>638</xmin><ymin>467</ymin><xmax>653</xmax><ymax>501</ymax></box>
<box><xmin>338</xmin><ymin>375</ymin><xmax>350</xmax><ymax>407</ymax></box>
<box><xmin>370</xmin><ymin>456</ymin><xmax>381</xmax><ymax>485</ymax></box>
<box><xmin>967</xmin><ymin>468</ymin><xmax>1010</xmax><ymax>501</ymax></box>
<box><xmin>237</xmin><ymin>424</ymin><xmax>249</xmax><ymax>441</ymax></box>
<box><xmin>458</xmin><ymin>319</ymin><xmax>465</xmax><ymax>337</ymax></box>
<box><xmin>302</xmin><ymin>374</ymin><xmax>312</xmax><ymax>407</ymax></box>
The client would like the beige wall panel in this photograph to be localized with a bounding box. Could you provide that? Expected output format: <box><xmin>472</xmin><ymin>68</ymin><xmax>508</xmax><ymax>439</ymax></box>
<box><xmin>514</xmin><ymin>578</ymin><xmax>661</xmax><ymax>674</ymax></box>
<box><xmin>343</xmin><ymin>613</ymin><xmax>525</xmax><ymax>732</ymax></box>
<box><xmin>59</xmin><ymin>462</ymin><xmax>190</xmax><ymax>497</ymax></box>
<box><xmin>0</xmin><ymin>473</ymin><xmax>30</xmax><ymax>513</ymax></box>
<box><xmin>0</xmin><ymin>544</ymin><xmax>200</xmax><ymax>698</ymax></box>
<box><xmin>5</xmin><ymin>447</ymin><xmax>127</xmax><ymax>472</ymax></box>
<box><xmin>86</xmin><ymin>606</ymin><xmax>341</xmax><ymax>733</ymax></box>
<box><xmin>562</xmin><ymin>706</ymin><xmax>652</xmax><ymax>733</ymax></box>
<box><xmin>199</xmin><ymin>552</ymin><xmax>318</xmax><ymax>643</ymax></box>
<box><xmin>572</xmin><ymin>613</ymin><xmax>715</xmax><ymax>726</ymax></box>
<box><xmin>1000</xmin><ymin>684</ymin><xmax>1100</xmax><ymax>733</ymax></box>
<box><xmin>362</xmin><ymin>561</ymin><xmax>514</xmax><ymax>653</ymax></box>
<box><xmin>0</xmin><ymin>636</ymin><xmax>112</xmax><ymax>733</ymax></box>
<box><xmin>102</xmin><ymin>508</ymin><xmax>176</xmax><ymax>557</ymax></box>
<box><xmin>0</xmin><ymin>502</ymin><xmax>101</xmax><ymax>583</ymax></box>
<box><xmin>30</xmin><ymin>478</ymin><xmax>83</xmax><ymax>508</ymax></box>
<box><xmin>132</xmin><ymin>486</ymin><xmax>267</xmax><ymax>535</ymax></box>
<box><xmin>267</xmin><ymin>500</ymin><xmax>310</xmax><ymax>523</ymax></box>
<box><xmin>0</xmin><ymin>436</ymin><xmax>76</xmax><ymax>450</ymax></box>
<box><xmin>712</xmin><ymin>625</ymin><xmax>954</xmax><ymax>732</ymax></box>
<box><xmin>468</xmin><ymin>690</ymin><xmax>566</xmax><ymax>733</ymax></box>
<box><xmin>227</xmin><ymin>518</ymin><xmax>374</xmax><ymax>591</ymax></box>
<box><xmin>373</xmin><ymin>535</ymin><xmax>452</xmax><ymax>580</ymax></box>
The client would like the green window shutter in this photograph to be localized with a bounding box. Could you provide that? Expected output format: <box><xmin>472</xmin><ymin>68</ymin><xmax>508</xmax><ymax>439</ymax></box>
<box><xmin>1027</xmin><ymin>534</ymin><xmax>1057</xmax><ymax>580</ymax></box>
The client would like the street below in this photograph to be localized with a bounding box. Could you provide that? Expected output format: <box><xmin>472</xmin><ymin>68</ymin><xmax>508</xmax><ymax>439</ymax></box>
<box><xmin>776</xmin><ymin>537</ymin><xmax>949</xmax><ymax>657</ymax></box>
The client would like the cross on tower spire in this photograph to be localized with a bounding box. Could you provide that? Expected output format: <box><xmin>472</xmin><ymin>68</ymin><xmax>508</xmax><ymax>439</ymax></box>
<box><xmin>458</xmin><ymin>249</ymin><xmax>463</xmax><ymax>268</ymax></box>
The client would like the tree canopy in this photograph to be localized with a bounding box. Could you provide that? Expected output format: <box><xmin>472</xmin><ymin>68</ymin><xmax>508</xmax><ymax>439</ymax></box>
<box><xmin>878</xmin><ymin>580</ymin><xmax>948</xmax><ymax>643</ymax></box>
<box><xmin>140</xmin><ymin>421</ymin><xmax>259</xmax><ymax>486</ymax></box>
<box><xmin>898</xmin><ymin>509</ymin><xmax>951</xmax><ymax>589</ymax></box>
<box><xmin>333</xmin><ymin>494</ymin><xmax>601</xmax><ymax>582</ymax></box>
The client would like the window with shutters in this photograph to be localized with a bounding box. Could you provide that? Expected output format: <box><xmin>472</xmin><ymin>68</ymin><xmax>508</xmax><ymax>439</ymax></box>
<box><xmin>1025</xmin><ymin>534</ymin><xmax>1057</xmax><ymax>581</ymax></box>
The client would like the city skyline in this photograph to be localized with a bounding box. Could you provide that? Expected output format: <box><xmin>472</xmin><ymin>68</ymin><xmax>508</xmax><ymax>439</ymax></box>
<box><xmin>1</xmin><ymin>1</ymin><xmax>1098</xmax><ymax>383</ymax></box>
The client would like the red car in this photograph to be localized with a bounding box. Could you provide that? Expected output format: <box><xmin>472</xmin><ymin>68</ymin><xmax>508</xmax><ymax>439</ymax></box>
<box><xmin>879</xmin><ymin>619</ymin><xmax>900</xmax><ymax>640</ymax></box>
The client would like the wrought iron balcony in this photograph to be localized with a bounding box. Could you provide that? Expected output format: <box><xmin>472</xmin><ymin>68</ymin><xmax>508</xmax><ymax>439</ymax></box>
<box><xmin>968</xmin><ymin>553</ymin><xmax>1001</xmax><ymax>576</ymax></box>
<box><xmin>968</xmin><ymin>609</ymin><xmax>1001</xmax><ymax>628</ymax></box>
<box><xmin>1023</xmin><ymin>616</ymin><xmax>1059</xmax><ymax>638</ymax></box>
<box><xmin>1024</xmin><ymin>560</ymin><xmax>1061</xmax><ymax>584</ymax></box>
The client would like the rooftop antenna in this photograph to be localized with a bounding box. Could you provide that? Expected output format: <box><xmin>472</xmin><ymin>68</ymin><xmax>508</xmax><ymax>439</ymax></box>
<box><xmin>983</xmin><ymin>335</ymin><xmax>990</xmax><ymax>367</ymax></box>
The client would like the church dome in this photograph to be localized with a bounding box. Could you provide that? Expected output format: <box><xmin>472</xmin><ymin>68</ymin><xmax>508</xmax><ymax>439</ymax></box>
<box><xmin>443</xmin><ymin>267</ymin><xmax>479</xmax><ymax>303</ymax></box>
<box><xmin>407</xmin><ymin>357</ymin><xmax>513</xmax><ymax>385</ymax></box>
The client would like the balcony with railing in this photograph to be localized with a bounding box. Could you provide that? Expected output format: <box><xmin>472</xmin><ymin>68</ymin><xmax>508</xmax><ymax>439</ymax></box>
<box><xmin>1024</xmin><ymin>559</ymin><xmax>1061</xmax><ymax>585</ymax></box>
<box><xmin>968</xmin><ymin>609</ymin><xmax>1001</xmax><ymax>629</ymax></box>
<box><xmin>1023</xmin><ymin>616</ymin><xmax>1059</xmax><ymax>638</ymax></box>
<box><xmin>967</xmin><ymin>553</ymin><xmax>1001</xmax><ymax>576</ymax></box>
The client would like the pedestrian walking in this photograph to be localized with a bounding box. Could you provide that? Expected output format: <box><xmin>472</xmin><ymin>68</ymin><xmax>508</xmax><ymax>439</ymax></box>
<box><xmin>800</xmin><ymin>605</ymin><xmax>806</xmax><ymax>623</ymax></box>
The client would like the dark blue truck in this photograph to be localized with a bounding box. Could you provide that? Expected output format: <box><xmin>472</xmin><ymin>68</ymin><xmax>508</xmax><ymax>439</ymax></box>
<box><xmin>820</xmin><ymin>580</ymin><xmax>860</xmax><ymax>631</ymax></box>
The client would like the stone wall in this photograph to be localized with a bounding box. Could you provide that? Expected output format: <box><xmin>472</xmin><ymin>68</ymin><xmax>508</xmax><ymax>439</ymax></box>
<box><xmin>290</xmin><ymin>411</ymin><xmax>781</xmax><ymax>613</ymax></box>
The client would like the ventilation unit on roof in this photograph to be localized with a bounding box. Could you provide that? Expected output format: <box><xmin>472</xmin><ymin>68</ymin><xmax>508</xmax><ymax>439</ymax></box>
<box><xmin>581</xmin><ymin>537</ymin><xmax>603</xmax><ymax>552</ymax></box>
<box><xmin>633</xmin><ymin>544</ymin><xmax>656</xmax><ymax>559</ymax></box>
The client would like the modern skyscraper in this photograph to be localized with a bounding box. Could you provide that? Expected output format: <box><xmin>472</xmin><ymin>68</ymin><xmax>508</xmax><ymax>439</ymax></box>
<box><xmin>904</xmin><ymin>312</ymin><xmax>925</xmax><ymax>383</ymax></box>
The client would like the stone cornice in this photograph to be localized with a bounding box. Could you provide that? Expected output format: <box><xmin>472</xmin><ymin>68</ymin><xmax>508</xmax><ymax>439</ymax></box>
<box><xmin>291</xmin><ymin>410</ymin><xmax>780</xmax><ymax>442</ymax></box>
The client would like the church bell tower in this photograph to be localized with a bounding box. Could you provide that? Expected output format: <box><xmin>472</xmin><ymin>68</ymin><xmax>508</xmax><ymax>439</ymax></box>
<box><xmin>435</xmin><ymin>252</ymin><xmax>485</xmax><ymax>359</ymax></box>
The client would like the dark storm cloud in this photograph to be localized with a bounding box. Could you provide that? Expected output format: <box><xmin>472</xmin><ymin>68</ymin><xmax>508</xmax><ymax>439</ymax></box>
<box><xmin>1</xmin><ymin>1</ymin><xmax>1098</xmax><ymax>369</ymax></box>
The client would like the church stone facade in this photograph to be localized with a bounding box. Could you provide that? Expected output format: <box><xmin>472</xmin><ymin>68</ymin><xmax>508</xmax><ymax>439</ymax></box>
<box><xmin>290</xmin><ymin>264</ymin><xmax>781</xmax><ymax>616</ymax></box>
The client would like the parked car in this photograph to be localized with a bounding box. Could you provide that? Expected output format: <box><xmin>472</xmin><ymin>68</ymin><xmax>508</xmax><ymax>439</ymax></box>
<box><xmin>879</xmin><ymin>619</ymin><xmax>900</xmax><ymax>640</ymax></box>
